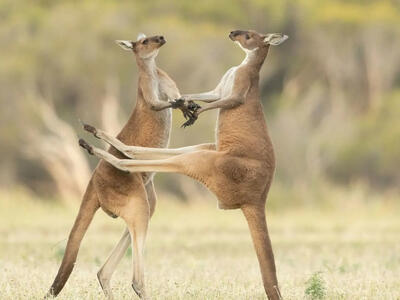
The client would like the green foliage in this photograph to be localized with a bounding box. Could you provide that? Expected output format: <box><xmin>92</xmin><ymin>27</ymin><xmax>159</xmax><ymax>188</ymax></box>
<box><xmin>126</xmin><ymin>246</ymin><xmax>132</xmax><ymax>258</ymax></box>
<box><xmin>0</xmin><ymin>0</ymin><xmax>400</xmax><ymax>199</ymax></box>
<box><xmin>309</xmin><ymin>1</ymin><xmax>400</xmax><ymax>26</ymax></box>
<box><xmin>54</xmin><ymin>244</ymin><xmax>66</xmax><ymax>261</ymax></box>
<box><xmin>305</xmin><ymin>272</ymin><xmax>326</xmax><ymax>300</ymax></box>
<box><xmin>330</xmin><ymin>91</ymin><xmax>400</xmax><ymax>188</ymax></box>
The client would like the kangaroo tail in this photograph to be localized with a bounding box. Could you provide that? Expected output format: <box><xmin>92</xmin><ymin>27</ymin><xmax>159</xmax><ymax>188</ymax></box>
<box><xmin>46</xmin><ymin>179</ymin><xmax>100</xmax><ymax>297</ymax></box>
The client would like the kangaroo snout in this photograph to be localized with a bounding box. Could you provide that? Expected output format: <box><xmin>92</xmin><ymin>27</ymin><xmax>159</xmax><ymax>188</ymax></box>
<box><xmin>157</xmin><ymin>36</ymin><xmax>166</xmax><ymax>45</ymax></box>
<box><xmin>229</xmin><ymin>30</ymin><xmax>243</xmax><ymax>40</ymax></box>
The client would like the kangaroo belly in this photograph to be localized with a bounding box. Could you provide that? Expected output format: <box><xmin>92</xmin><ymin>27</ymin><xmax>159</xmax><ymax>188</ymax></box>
<box><xmin>217</xmin><ymin>104</ymin><xmax>271</xmax><ymax>156</ymax></box>
<box><xmin>125</xmin><ymin>108</ymin><xmax>171</xmax><ymax>184</ymax></box>
<box><xmin>94</xmin><ymin>106</ymin><xmax>172</xmax><ymax>215</ymax></box>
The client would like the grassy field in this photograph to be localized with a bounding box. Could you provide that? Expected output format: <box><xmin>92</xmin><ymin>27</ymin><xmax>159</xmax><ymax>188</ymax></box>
<box><xmin>0</xmin><ymin>189</ymin><xmax>399</xmax><ymax>299</ymax></box>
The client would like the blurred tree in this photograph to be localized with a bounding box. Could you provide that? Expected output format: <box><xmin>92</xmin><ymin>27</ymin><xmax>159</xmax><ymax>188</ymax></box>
<box><xmin>24</xmin><ymin>99</ymin><xmax>91</xmax><ymax>202</ymax></box>
<box><xmin>329</xmin><ymin>91</ymin><xmax>400</xmax><ymax>189</ymax></box>
<box><xmin>0</xmin><ymin>0</ymin><xmax>399</xmax><ymax>202</ymax></box>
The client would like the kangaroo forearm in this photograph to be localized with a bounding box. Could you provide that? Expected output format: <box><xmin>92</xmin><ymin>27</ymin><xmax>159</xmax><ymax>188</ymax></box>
<box><xmin>150</xmin><ymin>100</ymin><xmax>172</xmax><ymax>111</ymax></box>
<box><xmin>183</xmin><ymin>92</ymin><xmax>220</xmax><ymax>102</ymax></box>
<box><xmin>199</xmin><ymin>96</ymin><xmax>244</xmax><ymax>113</ymax></box>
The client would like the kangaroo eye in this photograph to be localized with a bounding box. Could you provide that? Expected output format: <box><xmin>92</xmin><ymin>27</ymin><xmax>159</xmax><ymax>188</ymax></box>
<box><xmin>142</xmin><ymin>39</ymin><xmax>148</xmax><ymax>45</ymax></box>
<box><xmin>245</xmin><ymin>34</ymin><xmax>250</xmax><ymax>40</ymax></box>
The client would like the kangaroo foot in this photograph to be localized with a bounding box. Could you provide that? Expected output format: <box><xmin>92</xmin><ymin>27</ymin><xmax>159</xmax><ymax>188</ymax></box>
<box><xmin>79</xmin><ymin>138</ymin><xmax>94</xmax><ymax>155</ymax></box>
<box><xmin>131</xmin><ymin>282</ymin><xmax>145</xmax><ymax>299</ymax></box>
<box><xmin>97</xmin><ymin>271</ymin><xmax>114</xmax><ymax>300</ymax></box>
<box><xmin>80</xmin><ymin>121</ymin><xmax>99</xmax><ymax>138</ymax></box>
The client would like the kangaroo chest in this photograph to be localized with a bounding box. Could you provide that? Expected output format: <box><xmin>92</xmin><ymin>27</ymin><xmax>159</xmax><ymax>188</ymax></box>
<box><xmin>219</xmin><ymin>67</ymin><xmax>238</xmax><ymax>98</ymax></box>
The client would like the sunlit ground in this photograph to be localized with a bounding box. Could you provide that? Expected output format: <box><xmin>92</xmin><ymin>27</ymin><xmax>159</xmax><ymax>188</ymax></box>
<box><xmin>0</xmin><ymin>189</ymin><xmax>399</xmax><ymax>299</ymax></box>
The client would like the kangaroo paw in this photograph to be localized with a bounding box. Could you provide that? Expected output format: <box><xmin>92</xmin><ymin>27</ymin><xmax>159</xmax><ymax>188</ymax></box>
<box><xmin>79</xmin><ymin>138</ymin><xmax>94</xmax><ymax>155</ymax></box>
<box><xmin>187</xmin><ymin>100</ymin><xmax>201</xmax><ymax>111</ymax></box>
<box><xmin>181</xmin><ymin>110</ymin><xmax>198</xmax><ymax>128</ymax></box>
<box><xmin>170</xmin><ymin>98</ymin><xmax>186</xmax><ymax>109</ymax></box>
<box><xmin>181</xmin><ymin>116</ymin><xmax>196</xmax><ymax>128</ymax></box>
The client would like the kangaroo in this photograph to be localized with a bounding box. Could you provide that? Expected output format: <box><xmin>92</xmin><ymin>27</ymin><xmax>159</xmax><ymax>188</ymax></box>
<box><xmin>46</xmin><ymin>33</ymin><xmax>190</xmax><ymax>299</ymax></box>
<box><xmin>79</xmin><ymin>30</ymin><xmax>288</xmax><ymax>299</ymax></box>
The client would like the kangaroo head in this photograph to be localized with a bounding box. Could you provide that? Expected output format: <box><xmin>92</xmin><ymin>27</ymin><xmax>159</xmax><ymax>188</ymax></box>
<box><xmin>116</xmin><ymin>33</ymin><xmax>166</xmax><ymax>59</ymax></box>
<box><xmin>229</xmin><ymin>30</ymin><xmax>288</xmax><ymax>51</ymax></box>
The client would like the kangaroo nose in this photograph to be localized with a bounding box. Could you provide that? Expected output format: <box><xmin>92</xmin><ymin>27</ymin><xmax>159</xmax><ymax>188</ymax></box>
<box><xmin>229</xmin><ymin>31</ymin><xmax>238</xmax><ymax>40</ymax></box>
<box><xmin>158</xmin><ymin>36</ymin><xmax>166</xmax><ymax>44</ymax></box>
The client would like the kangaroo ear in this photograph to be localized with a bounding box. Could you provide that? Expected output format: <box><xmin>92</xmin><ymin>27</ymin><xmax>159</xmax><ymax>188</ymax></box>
<box><xmin>115</xmin><ymin>40</ymin><xmax>135</xmax><ymax>51</ymax></box>
<box><xmin>264</xmin><ymin>33</ymin><xmax>288</xmax><ymax>46</ymax></box>
<box><xmin>136</xmin><ymin>33</ymin><xmax>146</xmax><ymax>41</ymax></box>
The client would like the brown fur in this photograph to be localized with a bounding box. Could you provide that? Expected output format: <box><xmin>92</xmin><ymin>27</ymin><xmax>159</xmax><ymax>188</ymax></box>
<box><xmin>46</xmin><ymin>34</ymin><xmax>180</xmax><ymax>299</ymax></box>
<box><xmin>81</xmin><ymin>30</ymin><xmax>288</xmax><ymax>299</ymax></box>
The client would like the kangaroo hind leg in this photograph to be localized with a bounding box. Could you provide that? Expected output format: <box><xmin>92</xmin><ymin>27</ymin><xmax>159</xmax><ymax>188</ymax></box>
<box><xmin>46</xmin><ymin>179</ymin><xmax>100</xmax><ymax>297</ymax></box>
<box><xmin>97</xmin><ymin>228</ymin><xmax>130</xmax><ymax>299</ymax></box>
<box><xmin>241</xmin><ymin>204</ymin><xmax>281</xmax><ymax>300</ymax></box>
<box><xmin>119</xmin><ymin>188</ymin><xmax>150</xmax><ymax>299</ymax></box>
<box><xmin>96</xmin><ymin>180</ymin><xmax>156</xmax><ymax>299</ymax></box>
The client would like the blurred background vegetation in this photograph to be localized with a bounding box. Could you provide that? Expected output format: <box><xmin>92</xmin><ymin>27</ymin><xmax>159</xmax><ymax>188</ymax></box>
<box><xmin>1</xmin><ymin>0</ymin><xmax>399</xmax><ymax>208</ymax></box>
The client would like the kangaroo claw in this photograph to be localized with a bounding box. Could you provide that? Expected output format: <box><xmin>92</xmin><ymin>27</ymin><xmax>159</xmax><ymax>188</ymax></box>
<box><xmin>171</xmin><ymin>99</ymin><xmax>200</xmax><ymax>127</ymax></box>
<box><xmin>187</xmin><ymin>100</ymin><xmax>201</xmax><ymax>111</ymax></box>
<box><xmin>80</xmin><ymin>121</ymin><xmax>99</xmax><ymax>138</ymax></box>
<box><xmin>181</xmin><ymin>113</ymin><xmax>198</xmax><ymax>128</ymax></box>
<box><xmin>170</xmin><ymin>98</ymin><xmax>185</xmax><ymax>109</ymax></box>
<box><xmin>79</xmin><ymin>138</ymin><xmax>94</xmax><ymax>155</ymax></box>
<box><xmin>132</xmin><ymin>282</ymin><xmax>145</xmax><ymax>299</ymax></box>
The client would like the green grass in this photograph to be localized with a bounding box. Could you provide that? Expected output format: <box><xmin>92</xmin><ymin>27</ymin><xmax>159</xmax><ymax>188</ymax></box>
<box><xmin>0</xmin><ymin>189</ymin><xmax>399</xmax><ymax>299</ymax></box>
<box><xmin>305</xmin><ymin>272</ymin><xmax>326</xmax><ymax>299</ymax></box>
